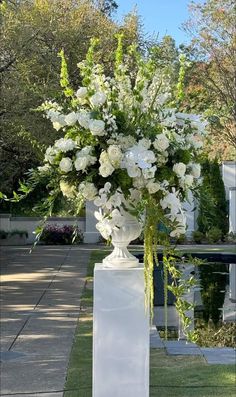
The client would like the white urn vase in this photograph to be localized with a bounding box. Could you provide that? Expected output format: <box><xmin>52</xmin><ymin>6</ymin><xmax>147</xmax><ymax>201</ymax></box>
<box><xmin>102</xmin><ymin>212</ymin><xmax>142</xmax><ymax>268</ymax></box>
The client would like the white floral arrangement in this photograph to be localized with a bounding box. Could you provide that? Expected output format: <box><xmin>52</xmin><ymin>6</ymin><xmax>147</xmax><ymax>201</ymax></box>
<box><xmin>5</xmin><ymin>37</ymin><xmax>207</xmax><ymax>333</ymax></box>
<box><xmin>38</xmin><ymin>37</ymin><xmax>205</xmax><ymax>246</ymax></box>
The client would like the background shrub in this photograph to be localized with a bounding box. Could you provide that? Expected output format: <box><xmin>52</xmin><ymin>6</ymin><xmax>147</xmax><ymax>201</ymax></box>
<box><xmin>40</xmin><ymin>224</ymin><xmax>83</xmax><ymax>245</ymax></box>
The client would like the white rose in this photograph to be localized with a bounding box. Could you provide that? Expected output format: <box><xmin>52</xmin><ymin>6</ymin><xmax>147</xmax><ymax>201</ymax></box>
<box><xmin>38</xmin><ymin>164</ymin><xmax>51</xmax><ymax>173</ymax></box>
<box><xmin>59</xmin><ymin>157</ymin><xmax>73</xmax><ymax>173</ymax></box>
<box><xmin>64</xmin><ymin>112</ymin><xmax>78</xmax><ymax>126</ymax></box>
<box><xmin>44</xmin><ymin>146</ymin><xmax>57</xmax><ymax>163</ymax></box>
<box><xmin>74</xmin><ymin>157</ymin><xmax>88</xmax><ymax>171</ymax></box>
<box><xmin>79</xmin><ymin>182</ymin><xmax>97</xmax><ymax>200</ymax></box>
<box><xmin>59</xmin><ymin>180</ymin><xmax>76</xmax><ymax>198</ymax></box>
<box><xmin>99</xmin><ymin>162</ymin><xmax>115</xmax><ymax>177</ymax></box>
<box><xmin>173</xmin><ymin>162</ymin><xmax>186</xmax><ymax>178</ymax></box>
<box><xmin>76</xmin><ymin>87</ymin><xmax>88</xmax><ymax>99</ymax></box>
<box><xmin>190</xmin><ymin>163</ymin><xmax>201</xmax><ymax>178</ymax></box>
<box><xmin>77</xmin><ymin>112</ymin><xmax>91</xmax><ymax>129</ymax></box>
<box><xmin>89</xmin><ymin>119</ymin><xmax>106</xmax><ymax>136</ymax></box>
<box><xmin>90</xmin><ymin>92</ymin><xmax>107</xmax><ymax>107</ymax></box>
<box><xmin>107</xmin><ymin>145</ymin><xmax>123</xmax><ymax>167</ymax></box>
<box><xmin>55</xmin><ymin>138</ymin><xmax>76</xmax><ymax>152</ymax></box>
<box><xmin>153</xmin><ymin>134</ymin><xmax>170</xmax><ymax>151</ymax></box>
<box><xmin>146</xmin><ymin>180</ymin><xmax>161</xmax><ymax>194</ymax></box>
<box><xmin>142</xmin><ymin>165</ymin><xmax>157</xmax><ymax>180</ymax></box>
<box><xmin>127</xmin><ymin>165</ymin><xmax>141</xmax><ymax>178</ymax></box>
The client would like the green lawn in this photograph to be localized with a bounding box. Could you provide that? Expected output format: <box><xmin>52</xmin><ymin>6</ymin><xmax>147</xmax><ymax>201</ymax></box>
<box><xmin>64</xmin><ymin>250</ymin><xmax>236</xmax><ymax>397</ymax></box>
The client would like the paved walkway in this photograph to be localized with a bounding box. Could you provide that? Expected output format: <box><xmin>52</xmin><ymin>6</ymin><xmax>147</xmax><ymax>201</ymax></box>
<box><xmin>150</xmin><ymin>327</ymin><xmax>236</xmax><ymax>365</ymax></box>
<box><xmin>0</xmin><ymin>245</ymin><xmax>94</xmax><ymax>396</ymax></box>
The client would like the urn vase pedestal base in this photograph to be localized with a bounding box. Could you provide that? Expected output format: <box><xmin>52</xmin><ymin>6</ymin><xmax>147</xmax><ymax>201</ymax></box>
<box><xmin>93</xmin><ymin>263</ymin><xmax>149</xmax><ymax>397</ymax></box>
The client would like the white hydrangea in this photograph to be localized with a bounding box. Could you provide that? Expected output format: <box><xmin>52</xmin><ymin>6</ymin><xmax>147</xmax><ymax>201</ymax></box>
<box><xmin>55</xmin><ymin>138</ymin><xmax>76</xmax><ymax>152</ymax></box>
<box><xmin>142</xmin><ymin>165</ymin><xmax>157</xmax><ymax>180</ymax></box>
<box><xmin>59</xmin><ymin>157</ymin><xmax>73</xmax><ymax>173</ymax></box>
<box><xmin>44</xmin><ymin>146</ymin><xmax>58</xmax><ymax>163</ymax></box>
<box><xmin>173</xmin><ymin>162</ymin><xmax>186</xmax><ymax>178</ymax></box>
<box><xmin>146</xmin><ymin>179</ymin><xmax>161</xmax><ymax>194</ymax></box>
<box><xmin>89</xmin><ymin>119</ymin><xmax>106</xmax><ymax>136</ymax></box>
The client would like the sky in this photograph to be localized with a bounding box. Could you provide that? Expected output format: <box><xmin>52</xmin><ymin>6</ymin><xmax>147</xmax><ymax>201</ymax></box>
<box><xmin>115</xmin><ymin>0</ymin><xmax>201</xmax><ymax>46</ymax></box>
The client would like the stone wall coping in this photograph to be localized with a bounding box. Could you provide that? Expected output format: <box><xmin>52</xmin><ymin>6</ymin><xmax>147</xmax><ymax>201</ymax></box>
<box><xmin>229</xmin><ymin>187</ymin><xmax>236</xmax><ymax>191</ymax></box>
<box><xmin>222</xmin><ymin>161</ymin><xmax>236</xmax><ymax>165</ymax></box>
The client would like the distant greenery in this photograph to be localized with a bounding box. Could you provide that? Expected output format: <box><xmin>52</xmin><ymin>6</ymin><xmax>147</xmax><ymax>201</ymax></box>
<box><xmin>197</xmin><ymin>160</ymin><xmax>228</xmax><ymax>238</ymax></box>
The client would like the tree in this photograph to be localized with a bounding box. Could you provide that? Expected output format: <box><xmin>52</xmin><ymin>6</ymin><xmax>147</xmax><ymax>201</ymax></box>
<box><xmin>183</xmin><ymin>0</ymin><xmax>236</xmax><ymax>148</ymax></box>
<box><xmin>0</xmin><ymin>0</ymin><xmax>141</xmax><ymax>200</ymax></box>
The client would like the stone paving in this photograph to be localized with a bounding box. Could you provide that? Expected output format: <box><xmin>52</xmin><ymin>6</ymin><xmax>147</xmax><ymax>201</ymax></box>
<box><xmin>0</xmin><ymin>245</ymin><xmax>94</xmax><ymax>396</ymax></box>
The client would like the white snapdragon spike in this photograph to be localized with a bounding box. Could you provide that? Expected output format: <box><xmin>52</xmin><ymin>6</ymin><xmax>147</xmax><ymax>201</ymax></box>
<box><xmin>173</xmin><ymin>162</ymin><xmax>187</xmax><ymax>178</ymax></box>
<box><xmin>55</xmin><ymin>138</ymin><xmax>76</xmax><ymax>152</ymax></box>
<box><xmin>90</xmin><ymin>91</ymin><xmax>107</xmax><ymax>107</ymax></box>
<box><xmin>153</xmin><ymin>134</ymin><xmax>170</xmax><ymax>151</ymax></box>
<box><xmin>89</xmin><ymin>119</ymin><xmax>106</xmax><ymax>136</ymax></box>
<box><xmin>59</xmin><ymin>158</ymin><xmax>73</xmax><ymax>173</ymax></box>
<box><xmin>79</xmin><ymin>182</ymin><xmax>97</xmax><ymax>201</ymax></box>
<box><xmin>77</xmin><ymin>112</ymin><xmax>91</xmax><ymax>129</ymax></box>
<box><xmin>190</xmin><ymin>163</ymin><xmax>201</xmax><ymax>178</ymax></box>
<box><xmin>64</xmin><ymin>112</ymin><xmax>78</xmax><ymax>126</ymax></box>
<box><xmin>59</xmin><ymin>180</ymin><xmax>76</xmax><ymax>199</ymax></box>
<box><xmin>76</xmin><ymin>87</ymin><xmax>88</xmax><ymax>99</ymax></box>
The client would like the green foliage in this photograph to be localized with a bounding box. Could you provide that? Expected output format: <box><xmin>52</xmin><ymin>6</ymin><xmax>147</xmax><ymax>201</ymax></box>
<box><xmin>192</xmin><ymin>230</ymin><xmax>204</xmax><ymax>244</ymax></box>
<box><xmin>206</xmin><ymin>227</ymin><xmax>222</xmax><ymax>243</ymax></box>
<box><xmin>197</xmin><ymin>159</ymin><xmax>228</xmax><ymax>236</ymax></box>
<box><xmin>195</xmin><ymin>320</ymin><xmax>236</xmax><ymax>348</ymax></box>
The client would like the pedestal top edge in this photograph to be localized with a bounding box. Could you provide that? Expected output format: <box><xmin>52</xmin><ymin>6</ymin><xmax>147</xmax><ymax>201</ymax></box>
<box><xmin>94</xmin><ymin>263</ymin><xmax>144</xmax><ymax>271</ymax></box>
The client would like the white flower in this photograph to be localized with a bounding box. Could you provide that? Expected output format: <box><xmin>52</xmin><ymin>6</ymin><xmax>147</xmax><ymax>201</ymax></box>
<box><xmin>190</xmin><ymin>163</ymin><xmax>201</xmax><ymax>178</ymax></box>
<box><xmin>181</xmin><ymin>174</ymin><xmax>194</xmax><ymax>188</ymax></box>
<box><xmin>106</xmin><ymin>191</ymin><xmax>122</xmax><ymax>210</ymax></box>
<box><xmin>38</xmin><ymin>164</ymin><xmax>50</xmax><ymax>173</ymax></box>
<box><xmin>76</xmin><ymin>87</ymin><xmax>88</xmax><ymax>99</ymax></box>
<box><xmin>99</xmin><ymin>162</ymin><xmax>115</xmax><ymax>177</ymax></box>
<box><xmin>138</xmin><ymin>138</ymin><xmax>151</xmax><ymax>149</ymax></box>
<box><xmin>44</xmin><ymin>146</ymin><xmax>58</xmax><ymax>163</ymax></box>
<box><xmin>110</xmin><ymin>208</ymin><xmax>125</xmax><ymax>227</ymax></box>
<box><xmin>127</xmin><ymin>164</ymin><xmax>141</xmax><ymax>178</ymax></box>
<box><xmin>59</xmin><ymin>180</ymin><xmax>76</xmax><ymax>198</ymax></box>
<box><xmin>142</xmin><ymin>165</ymin><xmax>156</xmax><ymax>180</ymax></box>
<box><xmin>153</xmin><ymin>134</ymin><xmax>170</xmax><ymax>151</ymax></box>
<box><xmin>74</xmin><ymin>147</ymin><xmax>96</xmax><ymax>171</ymax></box>
<box><xmin>64</xmin><ymin>112</ymin><xmax>78</xmax><ymax>126</ymax></box>
<box><xmin>173</xmin><ymin>162</ymin><xmax>186</xmax><ymax>178</ymax></box>
<box><xmin>96</xmin><ymin>218</ymin><xmax>113</xmax><ymax>239</ymax></box>
<box><xmin>90</xmin><ymin>91</ymin><xmax>107</xmax><ymax>107</ymax></box>
<box><xmin>160</xmin><ymin>191</ymin><xmax>181</xmax><ymax>215</ymax></box>
<box><xmin>107</xmin><ymin>145</ymin><xmax>123</xmax><ymax>167</ymax></box>
<box><xmin>55</xmin><ymin>138</ymin><xmax>76</xmax><ymax>152</ymax></box>
<box><xmin>59</xmin><ymin>157</ymin><xmax>73</xmax><ymax>173</ymax></box>
<box><xmin>79</xmin><ymin>182</ymin><xmax>97</xmax><ymax>200</ymax></box>
<box><xmin>146</xmin><ymin>180</ymin><xmax>161</xmax><ymax>194</ymax></box>
<box><xmin>170</xmin><ymin>213</ymin><xmax>186</xmax><ymax>237</ymax></box>
<box><xmin>89</xmin><ymin>119</ymin><xmax>106</xmax><ymax>136</ymax></box>
<box><xmin>74</xmin><ymin>157</ymin><xmax>88</xmax><ymax>171</ymax></box>
<box><xmin>77</xmin><ymin>112</ymin><xmax>91</xmax><ymax>129</ymax></box>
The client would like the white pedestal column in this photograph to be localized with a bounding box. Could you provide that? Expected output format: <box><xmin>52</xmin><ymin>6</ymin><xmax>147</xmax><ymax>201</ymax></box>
<box><xmin>229</xmin><ymin>188</ymin><xmax>236</xmax><ymax>234</ymax></box>
<box><xmin>84</xmin><ymin>201</ymin><xmax>100</xmax><ymax>243</ymax></box>
<box><xmin>93</xmin><ymin>263</ymin><xmax>149</xmax><ymax>397</ymax></box>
